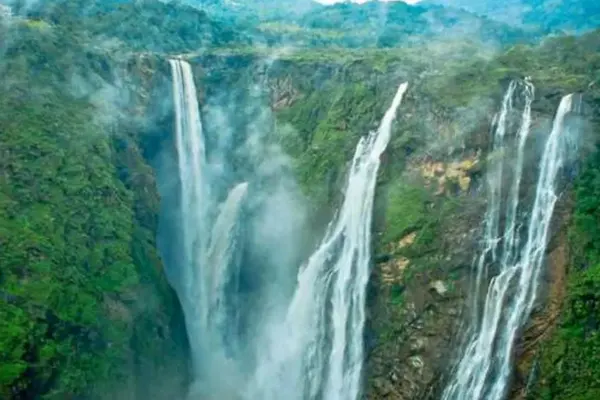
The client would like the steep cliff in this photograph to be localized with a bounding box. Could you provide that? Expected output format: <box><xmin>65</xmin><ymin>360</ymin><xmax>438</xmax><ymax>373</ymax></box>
<box><xmin>1</xmin><ymin>0</ymin><xmax>599</xmax><ymax>399</ymax></box>
<box><xmin>185</xmin><ymin>29</ymin><xmax>600</xmax><ymax>399</ymax></box>
<box><xmin>0</xmin><ymin>15</ymin><xmax>189</xmax><ymax>400</ymax></box>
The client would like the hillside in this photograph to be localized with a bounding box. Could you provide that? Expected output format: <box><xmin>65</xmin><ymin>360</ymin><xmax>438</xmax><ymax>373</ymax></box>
<box><xmin>425</xmin><ymin>0</ymin><xmax>600</xmax><ymax>33</ymax></box>
<box><xmin>183</xmin><ymin>0</ymin><xmax>319</xmax><ymax>23</ymax></box>
<box><xmin>258</xmin><ymin>1</ymin><xmax>535</xmax><ymax>48</ymax></box>
<box><xmin>0</xmin><ymin>0</ymin><xmax>599</xmax><ymax>399</ymax></box>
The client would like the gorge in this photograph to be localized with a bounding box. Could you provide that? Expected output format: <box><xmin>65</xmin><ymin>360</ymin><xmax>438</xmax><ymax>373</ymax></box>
<box><xmin>0</xmin><ymin>1</ymin><xmax>599</xmax><ymax>400</ymax></box>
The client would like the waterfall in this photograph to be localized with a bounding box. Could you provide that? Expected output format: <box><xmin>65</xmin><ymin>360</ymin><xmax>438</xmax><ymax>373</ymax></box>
<box><xmin>205</xmin><ymin>182</ymin><xmax>248</xmax><ymax>356</ymax></box>
<box><xmin>169</xmin><ymin>58</ymin><xmax>209</xmax><ymax>369</ymax></box>
<box><xmin>169</xmin><ymin>58</ymin><xmax>248</xmax><ymax>377</ymax></box>
<box><xmin>443</xmin><ymin>87</ymin><xmax>578</xmax><ymax>400</ymax></box>
<box><xmin>250</xmin><ymin>83</ymin><xmax>409</xmax><ymax>400</ymax></box>
<box><xmin>470</xmin><ymin>80</ymin><xmax>518</xmax><ymax>324</ymax></box>
<box><xmin>169</xmin><ymin>57</ymin><xmax>409</xmax><ymax>399</ymax></box>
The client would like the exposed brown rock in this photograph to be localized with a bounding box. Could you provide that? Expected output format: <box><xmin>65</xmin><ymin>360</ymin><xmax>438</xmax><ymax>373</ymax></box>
<box><xmin>386</xmin><ymin>232</ymin><xmax>418</xmax><ymax>254</ymax></box>
<box><xmin>366</xmin><ymin>198</ymin><xmax>483</xmax><ymax>400</ymax></box>
<box><xmin>416</xmin><ymin>154</ymin><xmax>480</xmax><ymax>196</ymax></box>
<box><xmin>381</xmin><ymin>257</ymin><xmax>411</xmax><ymax>286</ymax></box>
<box><xmin>269</xmin><ymin>76</ymin><xmax>300</xmax><ymax>110</ymax></box>
<box><xmin>399</xmin><ymin>232</ymin><xmax>418</xmax><ymax>249</ymax></box>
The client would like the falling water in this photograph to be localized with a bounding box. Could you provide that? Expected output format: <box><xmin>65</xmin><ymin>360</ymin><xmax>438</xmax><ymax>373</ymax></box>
<box><xmin>443</xmin><ymin>87</ymin><xmax>578</xmax><ymax>400</ymax></box>
<box><xmin>169</xmin><ymin>58</ymin><xmax>208</xmax><ymax>369</ymax></box>
<box><xmin>470</xmin><ymin>80</ymin><xmax>518</xmax><ymax>323</ymax></box>
<box><xmin>170</xmin><ymin>57</ymin><xmax>409</xmax><ymax>399</ymax></box>
<box><xmin>500</xmin><ymin>79</ymin><xmax>534</xmax><ymax>271</ymax></box>
<box><xmin>169</xmin><ymin>59</ymin><xmax>248</xmax><ymax>377</ymax></box>
<box><xmin>250</xmin><ymin>83</ymin><xmax>409</xmax><ymax>400</ymax></box>
<box><xmin>205</xmin><ymin>182</ymin><xmax>248</xmax><ymax>355</ymax></box>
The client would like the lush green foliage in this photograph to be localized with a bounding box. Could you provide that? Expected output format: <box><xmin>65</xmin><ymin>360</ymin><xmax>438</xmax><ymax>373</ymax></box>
<box><xmin>14</xmin><ymin>0</ymin><xmax>247</xmax><ymax>52</ymax></box>
<box><xmin>183</xmin><ymin>0</ymin><xmax>318</xmax><ymax>26</ymax></box>
<box><xmin>426</xmin><ymin>0</ymin><xmax>600</xmax><ymax>33</ymax></box>
<box><xmin>421</xmin><ymin>29</ymin><xmax>600</xmax><ymax>110</ymax></box>
<box><xmin>532</xmin><ymin>148</ymin><xmax>600</xmax><ymax>399</ymax></box>
<box><xmin>381</xmin><ymin>182</ymin><xmax>432</xmax><ymax>245</ymax></box>
<box><xmin>0</xmin><ymin>20</ymin><xmax>186</xmax><ymax>399</ymax></box>
<box><xmin>257</xmin><ymin>1</ymin><xmax>534</xmax><ymax>49</ymax></box>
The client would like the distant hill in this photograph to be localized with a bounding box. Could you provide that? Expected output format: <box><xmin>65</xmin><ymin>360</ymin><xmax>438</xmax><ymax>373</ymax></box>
<box><xmin>3</xmin><ymin>0</ymin><xmax>249</xmax><ymax>52</ymax></box>
<box><xmin>182</xmin><ymin>0</ymin><xmax>320</xmax><ymax>25</ymax></box>
<box><xmin>423</xmin><ymin>0</ymin><xmax>600</xmax><ymax>33</ymax></box>
<box><xmin>256</xmin><ymin>1</ymin><xmax>535</xmax><ymax>48</ymax></box>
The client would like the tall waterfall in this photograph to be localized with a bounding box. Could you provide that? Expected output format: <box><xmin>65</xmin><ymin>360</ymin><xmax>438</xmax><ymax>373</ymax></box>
<box><xmin>169</xmin><ymin>58</ymin><xmax>209</xmax><ymax>369</ymax></box>
<box><xmin>169</xmin><ymin>57</ymin><xmax>409</xmax><ymax>399</ymax></box>
<box><xmin>169</xmin><ymin>58</ymin><xmax>248</xmax><ymax>376</ymax></box>
<box><xmin>251</xmin><ymin>83</ymin><xmax>409</xmax><ymax>400</ymax></box>
<box><xmin>443</xmin><ymin>85</ymin><xmax>578</xmax><ymax>400</ymax></box>
<box><xmin>469</xmin><ymin>80</ymin><xmax>519</xmax><ymax>324</ymax></box>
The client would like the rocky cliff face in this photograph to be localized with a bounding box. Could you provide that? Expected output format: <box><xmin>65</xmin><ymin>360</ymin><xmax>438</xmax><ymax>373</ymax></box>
<box><xmin>184</xmin><ymin>40</ymin><xmax>600</xmax><ymax>400</ymax></box>
<box><xmin>2</xmin><ymin>1</ymin><xmax>600</xmax><ymax>398</ymax></box>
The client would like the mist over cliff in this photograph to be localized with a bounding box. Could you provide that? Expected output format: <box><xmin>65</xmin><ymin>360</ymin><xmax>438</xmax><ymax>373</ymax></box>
<box><xmin>0</xmin><ymin>1</ymin><xmax>599</xmax><ymax>400</ymax></box>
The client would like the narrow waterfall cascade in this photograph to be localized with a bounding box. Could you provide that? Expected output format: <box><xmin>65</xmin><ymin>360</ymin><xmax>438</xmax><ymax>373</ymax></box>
<box><xmin>205</xmin><ymin>182</ymin><xmax>249</xmax><ymax>356</ymax></box>
<box><xmin>169</xmin><ymin>58</ymin><xmax>209</xmax><ymax>369</ymax></box>
<box><xmin>443</xmin><ymin>86</ymin><xmax>579</xmax><ymax>400</ymax></box>
<box><xmin>468</xmin><ymin>80</ymin><xmax>519</xmax><ymax>324</ymax></box>
<box><xmin>168</xmin><ymin>58</ymin><xmax>249</xmax><ymax>377</ymax></box>
<box><xmin>250</xmin><ymin>83</ymin><xmax>409</xmax><ymax>400</ymax></box>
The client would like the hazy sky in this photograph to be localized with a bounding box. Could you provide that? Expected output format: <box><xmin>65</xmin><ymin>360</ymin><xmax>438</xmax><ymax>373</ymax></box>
<box><xmin>316</xmin><ymin>0</ymin><xmax>422</xmax><ymax>4</ymax></box>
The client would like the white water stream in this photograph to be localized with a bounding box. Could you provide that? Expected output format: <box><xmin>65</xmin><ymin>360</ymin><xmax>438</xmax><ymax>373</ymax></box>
<box><xmin>170</xmin><ymin>59</ymin><xmax>248</xmax><ymax>376</ymax></box>
<box><xmin>443</xmin><ymin>84</ymin><xmax>577</xmax><ymax>400</ymax></box>
<box><xmin>249</xmin><ymin>82</ymin><xmax>409</xmax><ymax>400</ymax></box>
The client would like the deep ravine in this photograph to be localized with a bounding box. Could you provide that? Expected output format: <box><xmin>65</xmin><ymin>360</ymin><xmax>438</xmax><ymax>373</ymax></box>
<box><xmin>2</xmin><ymin>2</ymin><xmax>600</xmax><ymax>399</ymax></box>
<box><xmin>167</xmin><ymin>57</ymin><xmax>409</xmax><ymax>400</ymax></box>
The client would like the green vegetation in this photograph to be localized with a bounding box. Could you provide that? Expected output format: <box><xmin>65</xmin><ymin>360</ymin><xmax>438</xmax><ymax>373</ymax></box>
<box><xmin>0</xmin><ymin>95</ymin><xmax>137</xmax><ymax>398</ymax></box>
<box><xmin>17</xmin><ymin>0</ymin><xmax>247</xmax><ymax>53</ymax></box>
<box><xmin>0</xmin><ymin>19</ymin><xmax>186</xmax><ymax>399</ymax></box>
<box><xmin>1</xmin><ymin>0</ymin><xmax>600</xmax><ymax>397</ymax></box>
<box><xmin>254</xmin><ymin>1</ymin><xmax>535</xmax><ymax>49</ymax></box>
<box><xmin>428</xmin><ymin>0</ymin><xmax>600</xmax><ymax>34</ymax></box>
<box><xmin>532</xmin><ymin>149</ymin><xmax>600</xmax><ymax>400</ymax></box>
<box><xmin>381</xmin><ymin>182</ymin><xmax>432</xmax><ymax>245</ymax></box>
<box><xmin>421</xmin><ymin>30</ymin><xmax>600</xmax><ymax>110</ymax></box>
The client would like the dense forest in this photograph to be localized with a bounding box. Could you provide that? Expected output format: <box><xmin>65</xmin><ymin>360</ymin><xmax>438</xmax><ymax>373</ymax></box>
<box><xmin>0</xmin><ymin>0</ymin><xmax>598</xmax><ymax>399</ymax></box>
